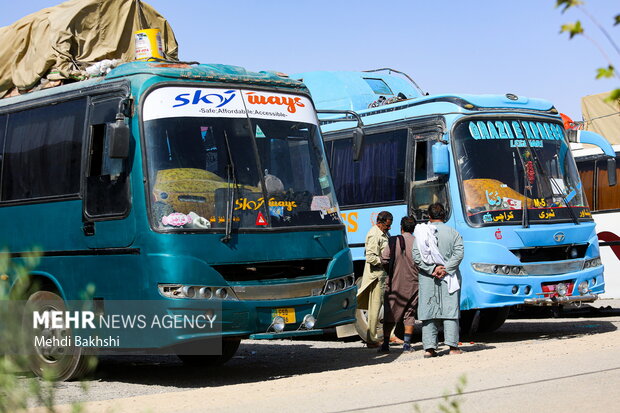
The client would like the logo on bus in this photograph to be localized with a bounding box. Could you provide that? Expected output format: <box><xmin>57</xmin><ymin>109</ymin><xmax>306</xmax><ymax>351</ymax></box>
<box><xmin>553</xmin><ymin>232</ymin><xmax>565</xmax><ymax>242</ymax></box>
<box><xmin>245</xmin><ymin>92</ymin><xmax>305</xmax><ymax>114</ymax></box>
<box><xmin>173</xmin><ymin>90</ymin><xmax>236</xmax><ymax>108</ymax></box>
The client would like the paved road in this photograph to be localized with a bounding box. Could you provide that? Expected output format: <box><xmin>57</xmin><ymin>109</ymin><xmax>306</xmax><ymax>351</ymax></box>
<box><xmin>28</xmin><ymin>300</ymin><xmax>620</xmax><ymax>413</ymax></box>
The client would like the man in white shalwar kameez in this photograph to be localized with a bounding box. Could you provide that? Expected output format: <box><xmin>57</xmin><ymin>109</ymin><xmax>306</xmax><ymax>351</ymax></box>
<box><xmin>413</xmin><ymin>203</ymin><xmax>464</xmax><ymax>357</ymax></box>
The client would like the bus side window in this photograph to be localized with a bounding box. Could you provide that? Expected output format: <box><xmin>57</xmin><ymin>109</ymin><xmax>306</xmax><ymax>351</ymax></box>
<box><xmin>0</xmin><ymin>115</ymin><xmax>6</xmax><ymax>197</ymax></box>
<box><xmin>1</xmin><ymin>100</ymin><xmax>85</xmax><ymax>202</ymax></box>
<box><xmin>329</xmin><ymin>129</ymin><xmax>407</xmax><ymax>207</ymax></box>
<box><xmin>84</xmin><ymin>98</ymin><xmax>131</xmax><ymax>219</ymax></box>
<box><xmin>596</xmin><ymin>156</ymin><xmax>620</xmax><ymax>211</ymax></box>
<box><xmin>410</xmin><ymin>133</ymin><xmax>449</xmax><ymax>221</ymax></box>
<box><xmin>577</xmin><ymin>160</ymin><xmax>595</xmax><ymax>210</ymax></box>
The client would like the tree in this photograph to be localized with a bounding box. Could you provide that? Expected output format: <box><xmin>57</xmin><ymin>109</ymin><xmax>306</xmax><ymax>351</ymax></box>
<box><xmin>556</xmin><ymin>0</ymin><xmax>620</xmax><ymax>102</ymax></box>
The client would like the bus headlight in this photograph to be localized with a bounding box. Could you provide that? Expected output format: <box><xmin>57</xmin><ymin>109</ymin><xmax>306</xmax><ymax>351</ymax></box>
<box><xmin>270</xmin><ymin>316</ymin><xmax>286</xmax><ymax>332</ymax></box>
<box><xmin>578</xmin><ymin>281</ymin><xmax>590</xmax><ymax>295</ymax></box>
<box><xmin>301</xmin><ymin>314</ymin><xmax>316</xmax><ymax>330</ymax></box>
<box><xmin>472</xmin><ymin>263</ymin><xmax>527</xmax><ymax>276</ymax></box>
<box><xmin>556</xmin><ymin>282</ymin><xmax>568</xmax><ymax>297</ymax></box>
<box><xmin>158</xmin><ymin>284</ymin><xmax>237</xmax><ymax>300</ymax></box>
<box><xmin>583</xmin><ymin>257</ymin><xmax>602</xmax><ymax>269</ymax></box>
<box><xmin>322</xmin><ymin>274</ymin><xmax>355</xmax><ymax>295</ymax></box>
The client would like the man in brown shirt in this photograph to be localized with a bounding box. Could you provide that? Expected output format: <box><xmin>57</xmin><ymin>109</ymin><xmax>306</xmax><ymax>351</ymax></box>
<box><xmin>379</xmin><ymin>216</ymin><xmax>419</xmax><ymax>352</ymax></box>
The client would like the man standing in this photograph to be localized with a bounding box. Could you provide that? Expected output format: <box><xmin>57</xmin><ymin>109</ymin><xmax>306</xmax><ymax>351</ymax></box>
<box><xmin>357</xmin><ymin>211</ymin><xmax>393</xmax><ymax>347</ymax></box>
<box><xmin>412</xmin><ymin>203</ymin><xmax>464</xmax><ymax>357</ymax></box>
<box><xmin>379</xmin><ymin>216</ymin><xmax>419</xmax><ymax>353</ymax></box>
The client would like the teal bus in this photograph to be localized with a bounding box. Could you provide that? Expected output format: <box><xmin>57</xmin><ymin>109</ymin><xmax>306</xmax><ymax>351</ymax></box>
<box><xmin>295</xmin><ymin>69</ymin><xmax>615</xmax><ymax>338</ymax></box>
<box><xmin>0</xmin><ymin>62</ymin><xmax>355</xmax><ymax>380</ymax></box>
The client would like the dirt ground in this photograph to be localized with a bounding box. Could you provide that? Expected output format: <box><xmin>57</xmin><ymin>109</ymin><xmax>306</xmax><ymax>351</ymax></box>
<box><xmin>26</xmin><ymin>300</ymin><xmax>620</xmax><ymax>413</ymax></box>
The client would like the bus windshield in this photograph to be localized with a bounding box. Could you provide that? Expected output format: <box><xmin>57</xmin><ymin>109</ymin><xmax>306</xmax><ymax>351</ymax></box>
<box><xmin>143</xmin><ymin>87</ymin><xmax>340</xmax><ymax>230</ymax></box>
<box><xmin>453</xmin><ymin>117</ymin><xmax>591</xmax><ymax>226</ymax></box>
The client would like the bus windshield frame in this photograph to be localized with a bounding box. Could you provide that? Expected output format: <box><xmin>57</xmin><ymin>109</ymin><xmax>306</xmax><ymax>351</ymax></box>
<box><xmin>452</xmin><ymin>116</ymin><xmax>592</xmax><ymax>227</ymax></box>
<box><xmin>142</xmin><ymin>86</ymin><xmax>341</xmax><ymax>232</ymax></box>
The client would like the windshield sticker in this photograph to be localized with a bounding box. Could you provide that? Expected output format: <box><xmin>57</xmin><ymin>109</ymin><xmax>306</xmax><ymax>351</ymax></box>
<box><xmin>485</xmin><ymin>190</ymin><xmax>502</xmax><ymax>207</ymax></box>
<box><xmin>310</xmin><ymin>195</ymin><xmax>332</xmax><ymax>211</ymax></box>
<box><xmin>533</xmin><ymin>198</ymin><xmax>547</xmax><ymax>207</ymax></box>
<box><xmin>208</xmin><ymin>216</ymin><xmax>240</xmax><ymax>224</ymax></box>
<box><xmin>502</xmin><ymin>198</ymin><xmax>521</xmax><ymax>209</ymax></box>
<box><xmin>538</xmin><ymin>209</ymin><xmax>557</xmax><ymax>219</ymax></box>
<box><xmin>269</xmin><ymin>206</ymin><xmax>284</xmax><ymax>218</ymax></box>
<box><xmin>467</xmin><ymin>120</ymin><xmax>563</xmax><ymax>148</ymax></box>
<box><xmin>235</xmin><ymin>197</ymin><xmax>298</xmax><ymax>212</ymax></box>
<box><xmin>255</xmin><ymin>212</ymin><xmax>268</xmax><ymax>226</ymax></box>
<box><xmin>579</xmin><ymin>209</ymin><xmax>592</xmax><ymax>218</ymax></box>
<box><xmin>144</xmin><ymin>87</ymin><xmax>318</xmax><ymax>125</ymax></box>
<box><xmin>492</xmin><ymin>211</ymin><xmax>516</xmax><ymax>222</ymax></box>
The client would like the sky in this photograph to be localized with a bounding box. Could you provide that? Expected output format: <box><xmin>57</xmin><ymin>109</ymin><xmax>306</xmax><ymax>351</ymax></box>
<box><xmin>0</xmin><ymin>0</ymin><xmax>618</xmax><ymax>120</ymax></box>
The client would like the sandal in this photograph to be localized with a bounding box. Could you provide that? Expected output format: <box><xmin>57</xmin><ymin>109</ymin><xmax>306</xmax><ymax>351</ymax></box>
<box><xmin>423</xmin><ymin>349</ymin><xmax>437</xmax><ymax>358</ymax></box>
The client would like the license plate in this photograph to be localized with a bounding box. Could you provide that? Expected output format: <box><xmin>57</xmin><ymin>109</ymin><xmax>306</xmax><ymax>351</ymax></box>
<box><xmin>272</xmin><ymin>308</ymin><xmax>296</xmax><ymax>324</ymax></box>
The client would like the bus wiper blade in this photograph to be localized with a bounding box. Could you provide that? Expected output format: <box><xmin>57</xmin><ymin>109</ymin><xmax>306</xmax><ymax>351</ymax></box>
<box><xmin>221</xmin><ymin>130</ymin><xmax>238</xmax><ymax>243</ymax></box>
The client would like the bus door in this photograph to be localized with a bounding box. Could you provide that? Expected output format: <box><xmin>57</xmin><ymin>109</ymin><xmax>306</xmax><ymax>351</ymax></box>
<box><xmin>408</xmin><ymin>126</ymin><xmax>449</xmax><ymax>221</ymax></box>
<box><xmin>82</xmin><ymin>95</ymin><xmax>135</xmax><ymax>248</ymax></box>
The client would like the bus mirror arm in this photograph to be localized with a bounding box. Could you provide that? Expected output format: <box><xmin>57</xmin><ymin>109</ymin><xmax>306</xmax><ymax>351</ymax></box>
<box><xmin>608</xmin><ymin>158</ymin><xmax>617</xmax><ymax>187</ymax></box>
<box><xmin>316</xmin><ymin>110</ymin><xmax>365</xmax><ymax>161</ymax></box>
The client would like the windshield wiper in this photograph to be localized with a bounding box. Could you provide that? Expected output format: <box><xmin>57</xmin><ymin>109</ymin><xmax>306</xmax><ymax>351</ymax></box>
<box><xmin>521</xmin><ymin>123</ymin><xmax>579</xmax><ymax>225</ymax></box>
<box><xmin>221</xmin><ymin>130</ymin><xmax>238</xmax><ymax>243</ymax></box>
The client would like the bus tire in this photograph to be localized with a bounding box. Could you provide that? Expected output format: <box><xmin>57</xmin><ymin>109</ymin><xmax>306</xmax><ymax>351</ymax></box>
<box><xmin>461</xmin><ymin>307</ymin><xmax>510</xmax><ymax>336</ymax></box>
<box><xmin>23</xmin><ymin>291</ymin><xmax>97</xmax><ymax>381</ymax></box>
<box><xmin>476</xmin><ymin>307</ymin><xmax>510</xmax><ymax>333</ymax></box>
<box><xmin>177</xmin><ymin>338</ymin><xmax>241</xmax><ymax>367</ymax></box>
<box><xmin>353</xmin><ymin>278</ymin><xmax>384</xmax><ymax>342</ymax></box>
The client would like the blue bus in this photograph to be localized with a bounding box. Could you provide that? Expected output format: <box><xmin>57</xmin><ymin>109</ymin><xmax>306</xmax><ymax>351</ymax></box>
<box><xmin>294</xmin><ymin>69</ymin><xmax>615</xmax><ymax>337</ymax></box>
<box><xmin>0</xmin><ymin>62</ymin><xmax>356</xmax><ymax>380</ymax></box>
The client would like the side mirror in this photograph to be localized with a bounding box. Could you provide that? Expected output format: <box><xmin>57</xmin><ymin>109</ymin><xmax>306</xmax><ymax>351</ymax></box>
<box><xmin>432</xmin><ymin>142</ymin><xmax>449</xmax><ymax>175</ymax></box>
<box><xmin>608</xmin><ymin>158</ymin><xmax>617</xmax><ymax>187</ymax></box>
<box><xmin>107</xmin><ymin>115</ymin><xmax>130</xmax><ymax>159</ymax></box>
<box><xmin>352</xmin><ymin>127</ymin><xmax>365</xmax><ymax>162</ymax></box>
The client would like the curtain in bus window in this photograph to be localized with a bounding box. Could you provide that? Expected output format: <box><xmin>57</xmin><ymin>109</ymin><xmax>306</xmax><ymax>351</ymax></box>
<box><xmin>2</xmin><ymin>99</ymin><xmax>85</xmax><ymax>201</ymax></box>
<box><xmin>577</xmin><ymin>160</ymin><xmax>595</xmax><ymax>210</ymax></box>
<box><xmin>331</xmin><ymin>130</ymin><xmax>406</xmax><ymax>206</ymax></box>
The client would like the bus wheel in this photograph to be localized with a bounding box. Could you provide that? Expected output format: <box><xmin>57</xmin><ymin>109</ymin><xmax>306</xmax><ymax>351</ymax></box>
<box><xmin>23</xmin><ymin>291</ymin><xmax>97</xmax><ymax>381</ymax></box>
<box><xmin>461</xmin><ymin>307</ymin><xmax>510</xmax><ymax>336</ymax></box>
<box><xmin>177</xmin><ymin>338</ymin><xmax>241</xmax><ymax>367</ymax></box>
<box><xmin>353</xmin><ymin>278</ymin><xmax>384</xmax><ymax>343</ymax></box>
<box><xmin>476</xmin><ymin>307</ymin><xmax>510</xmax><ymax>333</ymax></box>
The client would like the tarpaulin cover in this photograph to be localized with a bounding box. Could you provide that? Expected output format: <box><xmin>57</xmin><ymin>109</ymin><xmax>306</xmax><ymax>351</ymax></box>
<box><xmin>0</xmin><ymin>0</ymin><xmax>178</xmax><ymax>97</ymax></box>
<box><xmin>581</xmin><ymin>91</ymin><xmax>620</xmax><ymax>144</ymax></box>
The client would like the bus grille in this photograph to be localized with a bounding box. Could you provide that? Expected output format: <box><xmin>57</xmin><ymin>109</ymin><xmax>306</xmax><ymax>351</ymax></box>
<box><xmin>510</xmin><ymin>244</ymin><xmax>588</xmax><ymax>262</ymax></box>
<box><xmin>231</xmin><ymin>280</ymin><xmax>327</xmax><ymax>300</ymax></box>
<box><xmin>212</xmin><ymin>259</ymin><xmax>330</xmax><ymax>282</ymax></box>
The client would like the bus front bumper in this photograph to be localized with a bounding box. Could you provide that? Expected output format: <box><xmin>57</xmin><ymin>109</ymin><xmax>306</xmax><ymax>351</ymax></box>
<box><xmin>523</xmin><ymin>293</ymin><xmax>598</xmax><ymax>306</ymax></box>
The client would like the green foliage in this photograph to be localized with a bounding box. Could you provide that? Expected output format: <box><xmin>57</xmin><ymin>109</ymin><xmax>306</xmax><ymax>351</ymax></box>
<box><xmin>413</xmin><ymin>374</ymin><xmax>468</xmax><ymax>413</ymax></box>
<box><xmin>560</xmin><ymin>20</ymin><xmax>584</xmax><ymax>38</ymax></box>
<box><xmin>556</xmin><ymin>0</ymin><xmax>583</xmax><ymax>13</ymax></box>
<box><xmin>596</xmin><ymin>65</ymin><xmax>616</xmax><ymax>79</ymax></box>
<box><xmin>0</xmin><ymin>252</ymin><xmax>89</xmax><ymax>413</ymax></box>
<box><xmin>555</xmin><ymin>1</ymin><xmax>620</xmax><ymax>105</ymax></box>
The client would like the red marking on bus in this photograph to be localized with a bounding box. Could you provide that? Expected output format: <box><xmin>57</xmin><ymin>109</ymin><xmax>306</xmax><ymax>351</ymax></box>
<box><xmin>597</xmin><ymin>231</ymin><xmax>620</xmax><ymax>260</ymax></box>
